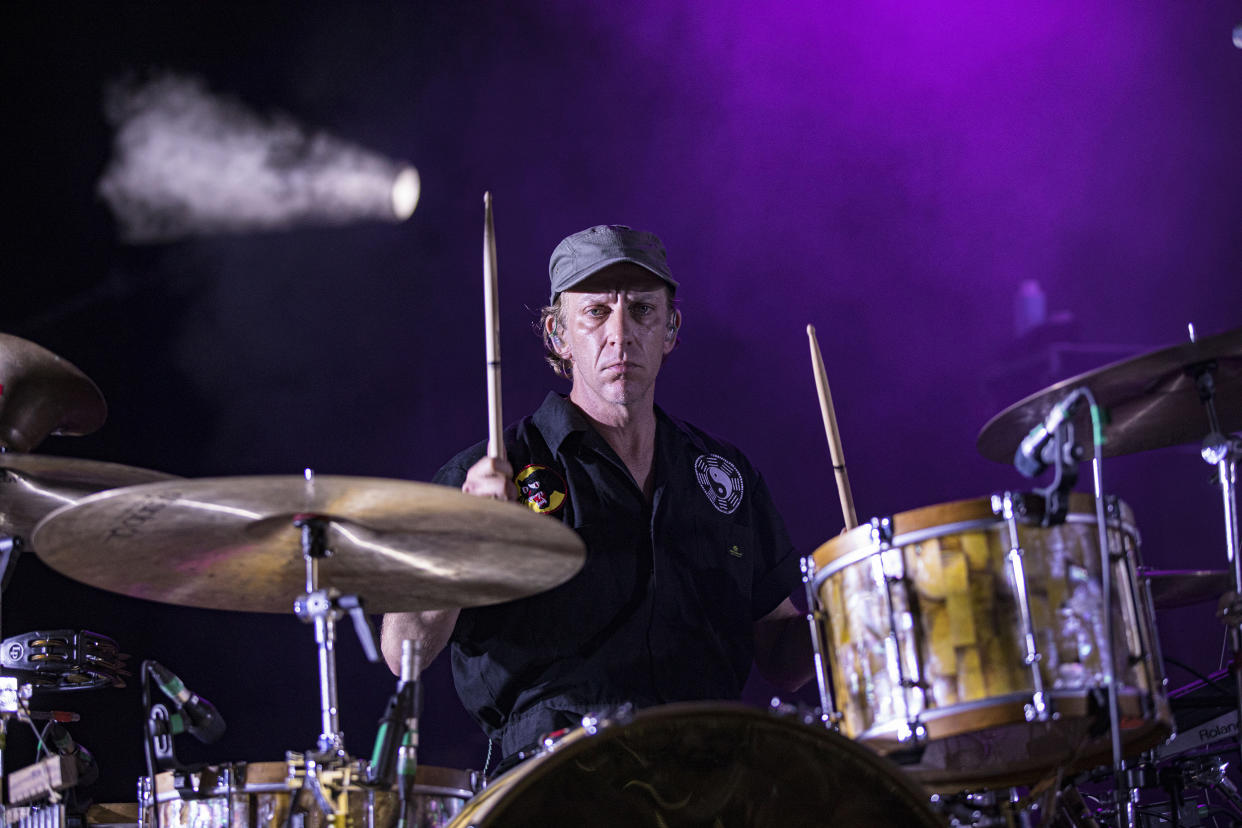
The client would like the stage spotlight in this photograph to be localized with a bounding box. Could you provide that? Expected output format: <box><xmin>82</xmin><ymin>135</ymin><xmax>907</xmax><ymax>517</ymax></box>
<box><xmin>97</xmin><ymin>73</ymin><xmax>420</xmax><ymax>243</ymax></box>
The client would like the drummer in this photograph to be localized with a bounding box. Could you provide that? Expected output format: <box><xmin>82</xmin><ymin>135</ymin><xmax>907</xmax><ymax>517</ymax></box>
<box><xmin>381</xmin><ymin>224</ymin><xmax>812</xmax><ymax>774</ymax></box>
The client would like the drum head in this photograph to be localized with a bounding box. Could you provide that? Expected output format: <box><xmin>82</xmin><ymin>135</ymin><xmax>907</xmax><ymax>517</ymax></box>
<box><xmin>451</xmin><ymin>703</ymin><xmax>940</xmax><ymax>827</ymax></box>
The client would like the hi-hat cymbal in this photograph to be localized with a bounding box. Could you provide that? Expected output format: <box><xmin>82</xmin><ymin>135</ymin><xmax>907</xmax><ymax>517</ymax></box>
<box><xmin>1141</xmin><ymin>568</ymin><xmax>1232</xmax><ymax>610</ymax></box>
<box><xmin>1</xmin><ymin>453</ymin><xmax>179</xmax><ymax>539</ymax></box>
<box><xmin>0</xmin><ymin>334</ymin><xmax>107</xmax><ymax>453</ymax></box>
<box><xmin>31</xmin><ymin>475</ymin><xmax>585</xmax><ymax>614</ymax></box>
<box><xmin>978</xmin><ymin>326</ymin><xmax>1242</xmax><ymax>464</ymax></box>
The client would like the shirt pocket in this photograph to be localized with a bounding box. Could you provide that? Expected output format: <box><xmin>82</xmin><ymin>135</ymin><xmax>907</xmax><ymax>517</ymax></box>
<box><xmin>685</xmin><ymin>515</ymin><xmax>755</xmax><ymax>604</ymax></box>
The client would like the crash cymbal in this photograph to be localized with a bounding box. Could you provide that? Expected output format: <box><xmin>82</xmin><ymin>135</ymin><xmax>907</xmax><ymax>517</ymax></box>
<box><xmin>978</xmin><ymin>326</ymin><xmax>1242</xmax><ymax>464</ymax></box>
<box><xmin>1</xmin><ymin>453</ymin><xmax>179</xmax><ymax>539</ymax></box>
<box><xmin>1141</xmin><ymin>567</ymin><xmax>1232</xmax><ymax>610</ymax></box>
<box><xmin>31</xmin><ymin>475</ymin><xmax>585</xmax><ymax>614</ymax></box>
<box><xmin>0</xmin><ymin>333</ymin><xmax>107</xmax><ymax>453</ymax></box>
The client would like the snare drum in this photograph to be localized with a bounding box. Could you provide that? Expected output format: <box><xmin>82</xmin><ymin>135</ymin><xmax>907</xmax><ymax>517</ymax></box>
<box><xmin>809</xmin><ymin>492</ymin><xmax>1172</xmax><ymax>790</ymax></box>
<box><xmin>446</xmin><ymin>703</ymin><xmax>941</xmax><ymax>827</ymax></box>
<box><xmin>140</xmin><ymin>759</ymin><xmax>475</xmax><ymax>828</ymax></box>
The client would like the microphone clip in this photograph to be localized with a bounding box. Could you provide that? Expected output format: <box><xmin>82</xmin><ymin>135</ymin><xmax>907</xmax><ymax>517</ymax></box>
<box><xmin>1034</xmin><ymin>419</ymin><xmax>1081</xmax><ymax>527</ymax></box>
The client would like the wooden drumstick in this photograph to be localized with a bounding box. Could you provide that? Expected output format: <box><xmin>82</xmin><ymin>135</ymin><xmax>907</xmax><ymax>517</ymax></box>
<box><xmin>807</xmin><ymin>324</ymin><xmax>858</xmax><ymax>530</ymax></box>
<box><xmin>483</xmin><ymin>192</ymin><xmax>505</xmax><ymax>461</ymax></box>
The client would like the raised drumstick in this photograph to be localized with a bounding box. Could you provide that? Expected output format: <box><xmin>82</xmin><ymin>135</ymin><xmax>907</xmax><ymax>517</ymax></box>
<box><xmin>807</xmin><ymin>324</ymin><xmax>857</xmax><ymax>530</ymax></box>
<box><xmin>483</xmin><ymin>192</ymin><xmax>505</xmax><ymax>461</ymax></box>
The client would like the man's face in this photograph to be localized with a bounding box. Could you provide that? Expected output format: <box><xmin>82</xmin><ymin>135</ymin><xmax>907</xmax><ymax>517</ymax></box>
<box><xmin>554</xmin><ymin>263</ymin><xmax>678</xmax><ymax>409</ymax></box>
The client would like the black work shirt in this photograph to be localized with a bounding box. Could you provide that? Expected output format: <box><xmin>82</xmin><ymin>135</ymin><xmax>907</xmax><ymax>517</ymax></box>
<box><xmin>434</xmin><ymin>392</ymin><xmax>800</xmax><ymax>759</ymax></box>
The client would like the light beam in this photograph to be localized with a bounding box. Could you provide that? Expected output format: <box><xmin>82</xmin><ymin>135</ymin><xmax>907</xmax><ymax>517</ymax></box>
<box><xmin>97</xmin><ymin>73</ymin><xmax>420</xmax><ymax>243</ymax></box>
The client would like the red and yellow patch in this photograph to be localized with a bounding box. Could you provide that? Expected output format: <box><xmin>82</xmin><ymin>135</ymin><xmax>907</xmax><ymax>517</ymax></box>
<box><xmin>515</xmin><ymin>464</ymin><xmax>567</xmax><ymax>515</ymax></box>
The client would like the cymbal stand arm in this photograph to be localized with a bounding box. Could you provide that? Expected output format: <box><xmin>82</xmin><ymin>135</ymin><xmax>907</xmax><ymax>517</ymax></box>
<box><xmin>337</xmin><ymin>595</ymin><xmax>379</xmax><ymax>664</ymax></box>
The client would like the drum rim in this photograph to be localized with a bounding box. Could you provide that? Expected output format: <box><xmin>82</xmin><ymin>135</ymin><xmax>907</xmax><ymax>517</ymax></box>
<box><xmin>854</xmin><ymin>687</ymin><xmax>1173</xmax><ymax>789</ymax></box>
<box><xmin>144</xmin><ymin>761</ymin><xmax>475</xmax><ymax>804</ymax></box>
<box><xmin>857</xmin><ymin>685</ymin><xmax>1167</xmax><ymax>744</ymax></box>
<box><xmin>450</xmin><ymin>701</ymin><xmax>943</xmax><ymax>827</ymax></box>
<box><xmin>810</xmin><ymin>491</ymin><xmax>1137</xmax><ymax>580</ymax></box>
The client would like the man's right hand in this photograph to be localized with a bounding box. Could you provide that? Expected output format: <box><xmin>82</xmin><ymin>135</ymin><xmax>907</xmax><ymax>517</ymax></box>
<box><xmin>462</xmin><ymin>455</ymin><xmax>518</xmax><ymax>501</ymax></box>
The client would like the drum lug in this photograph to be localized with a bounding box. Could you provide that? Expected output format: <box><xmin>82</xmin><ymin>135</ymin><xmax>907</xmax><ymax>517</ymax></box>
<box><xmin>998</xmin><ymin>491</ymin><xmax>1052</xmax><ymax>724</ymax></box>
<box><xmin>876</xmin><ymin>544</ymin><xmax>927</xmax><ymax>746</ymax></box>
<box><xmin>897</xmin><ymin>719</ymin><xmax>927</xmax><ymax>745</ymax></box>
<box><xmin>1024</xmin><ymin>691</ymin><xmax>1050</xmax><ymax>723</ymax></box>
<box><xmin>801</xmin><ymin>556</ymin><xmax>842</xmax><ymax>730</ymax></box>
<box><xmin>990</xmin><ymin>491</ymin><xmax>1028</xmax><ymax>519</ymax></box>
<box><xmin>768</xmin><ymin>697</ymin><xmax>836</xmax><ymax>729</ymax></box>
<box><xmin>869</xmin><ymin>516</ymin><xmax>893</xmax><ymax>546</ymax></box>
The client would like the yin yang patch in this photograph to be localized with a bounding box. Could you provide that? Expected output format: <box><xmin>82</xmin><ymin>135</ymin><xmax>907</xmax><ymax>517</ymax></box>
<box><xmin>694</xmin><ymin>454</ymin><xmax>743</xmax><ymax>514</ymax></box>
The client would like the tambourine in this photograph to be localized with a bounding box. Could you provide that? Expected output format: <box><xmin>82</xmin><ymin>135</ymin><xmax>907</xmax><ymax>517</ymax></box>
<box><xmin>1</xmin><ymin>629</ymin><xmax>130</xmax><ymax>692</ymax></box>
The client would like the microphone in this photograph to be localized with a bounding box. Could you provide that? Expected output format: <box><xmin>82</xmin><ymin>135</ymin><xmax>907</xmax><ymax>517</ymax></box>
<box><xmin>47</xmin><ymin>722</ymin><xmax>100</xmax><ymax>787</ymax></box>
<box><xmin>368</xmin><ymin>640</ymin><xmax>423</xmax><ymax>789</ymax></box>
<box><xmin>1013</xmin><ymin>388</ymin><xmax>1087</xmax><ymax>478</ymax></box>
<box><xmin>148</xmin><ymin>661</ymin><xmax>227</xmax><ymax>744</ymax></box>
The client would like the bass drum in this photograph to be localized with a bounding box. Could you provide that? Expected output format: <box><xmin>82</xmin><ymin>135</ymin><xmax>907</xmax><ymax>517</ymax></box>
<box><xmin>447</xmin><ymin>703</ymin><xmax>941</xmax><ymax>828</ymax></box>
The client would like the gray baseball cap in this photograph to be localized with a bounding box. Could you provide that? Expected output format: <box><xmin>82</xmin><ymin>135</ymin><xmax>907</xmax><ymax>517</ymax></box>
<box><xmin>548</xmin><ymin>225</ymin><xmax>678</xmax><ymax>303</ymax></box>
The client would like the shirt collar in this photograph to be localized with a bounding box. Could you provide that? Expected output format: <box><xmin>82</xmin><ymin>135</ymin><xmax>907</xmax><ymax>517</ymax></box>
<box><xmin>532</xmin><ymin>391</ymin><xmax>709</xmax><ymax>457</ymax></box>
<box><xmin>531</xmin><ymin>392</ymin><xmax>589</xmax><ymax>452</ymax></box>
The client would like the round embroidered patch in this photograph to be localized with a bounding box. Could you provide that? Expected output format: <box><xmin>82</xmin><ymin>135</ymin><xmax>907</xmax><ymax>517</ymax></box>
<box><xmin>694</xmin><ymin>454</ymin><xmax>744</xmax><ymax>514</ymax></box>
<box><xmin>515</xmin><ymin>464</ymin><xmax>567</xmax><ymax>515</ymax></box>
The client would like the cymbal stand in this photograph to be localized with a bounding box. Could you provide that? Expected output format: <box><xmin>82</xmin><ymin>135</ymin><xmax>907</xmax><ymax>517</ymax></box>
<box><xmin>291</xmin><ymin>514</ymin><xmax>381</xmax><ymax>761</ymax></box>
<box><xmin>1025</xmin><ymin>387</ymin><xmax>1131</xmax><ymax>827</ymax></box>
<box><xmin>1192</xmin><ymin>364</ymin><xmax>1242</xmax><ymax>765</ymax></box>
<box><xmin>0</xmin><ymin>534</ymin><xmax>22</xmax><ymax>805</ymax></box>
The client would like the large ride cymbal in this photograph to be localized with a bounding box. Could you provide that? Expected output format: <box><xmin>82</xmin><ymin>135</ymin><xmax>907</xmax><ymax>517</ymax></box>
<box><xmin>0</xmin><ymin>333</ymin><xmax>107</xmax><ymax>453</ymax></box>
<box><xmin>31</xmin><ymin>475</ymin><xmax>585</xmax><ymax>614</ymax></box>
<box><xmin>1</xmin><ymin>453</ymin><xmax>179</xmax><ymax>539</ymax></box>
<box><xmin>978</xmin><ymin>327</ymin><xmax>1242</xmax><ymax>464</ymax></box>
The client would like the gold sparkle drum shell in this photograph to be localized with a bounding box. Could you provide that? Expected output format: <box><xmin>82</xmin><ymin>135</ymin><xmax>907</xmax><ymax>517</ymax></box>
<box><xmin>445</xmin><ymin>703</ymin><xmax>942</xmax><ymax>827</ymax></box>
<box><xmin>810</xmin><ymin>492</ymin><xmax>1171</xmax><ymax>790</ymax></box>
<box><xmin>139</xmin><ymin>760</ymin><xmax>475</xmax><ymax>828</ymax></box>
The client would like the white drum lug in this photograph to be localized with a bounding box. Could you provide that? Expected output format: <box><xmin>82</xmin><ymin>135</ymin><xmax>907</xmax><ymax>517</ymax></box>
<box><xmin>877</xmin><ymin>534</ymin><xmax>925</xmax><ymax>745</ymax></box>
<box><xmin>869</xmin><ymin>515</ymin><xmax>893</xmax><ymax>546</ymax></box>
<box><xmin>999</xmin><ymin>492</ymin><xmax>1051</xmax><ymax>722</ymax></box>
<box><xmin>1024</xmin><ymin>691</ymin><xmax>1049</xmax><ymax>723</ymax></box>
<box><xmin>801</xmin><ymin>555</ymin><xmax>841</xmax><ymax>729</ymax></box>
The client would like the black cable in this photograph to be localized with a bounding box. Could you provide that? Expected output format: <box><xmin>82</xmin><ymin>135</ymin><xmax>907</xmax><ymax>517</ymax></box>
<box><xmin>1165</xmin><ymin>656</ymin><xmax>1234</xmax><ymax>700</ymax></box>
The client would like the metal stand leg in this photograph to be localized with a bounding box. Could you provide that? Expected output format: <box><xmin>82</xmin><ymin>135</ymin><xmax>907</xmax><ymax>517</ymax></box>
<box><xmin>293</xmin><ymin>515</ymin><xmax>347</xmax><ymax>760</ymax></box>
<box><xmin>0</xmin><ymin>535</ymin><xmax>23</xmax><ymax>809</ymax></box>
<box><xmin>290</xmin><ymin>509</ymin><xmax>381</xmax><ymax>763</ymax></box>
<box><xmin>1193</xmin><ymin>366</ymin><xmax>1242</xmax><ymax>767</ymax></box>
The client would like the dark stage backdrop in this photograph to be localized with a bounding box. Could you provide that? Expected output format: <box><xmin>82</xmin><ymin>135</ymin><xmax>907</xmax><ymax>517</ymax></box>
<box><xmin>3</xmin><ymin>1</ymin><xmax>1240</xmax><ymax>802</ymax></box>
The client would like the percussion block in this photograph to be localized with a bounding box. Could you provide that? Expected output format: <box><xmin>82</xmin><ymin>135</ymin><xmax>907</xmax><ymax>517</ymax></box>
<box><xmin>958</xmin><ymin>647</ymin><xmax>985</xmax><ymax>700</ymax></box>
<box><xmin>946</xmin><ymin>590</ymin><xmax>975</xmax><ymax>650</ymax></box>
<box><xmin>961</xmin><ymin>531</ymin><xmax>991</xmax><ymax>572</ymax></box>
<box><xmin>913</xmin><ymin>540</ymin><xmax>948</xmax><ymax>601</ymax></box>
<box><xmin>928</xmin><ymin>603</ymin><xmax>954</xmax><ymax>673</ymax></box>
